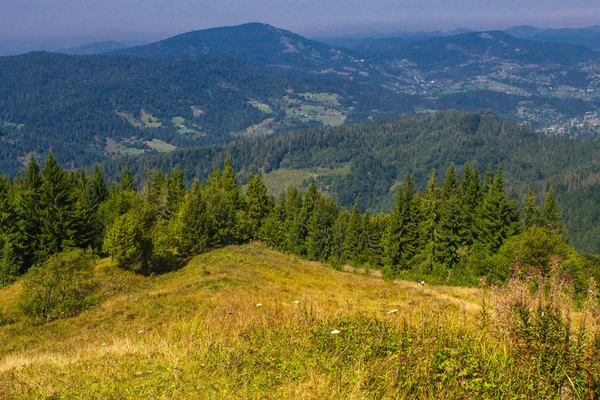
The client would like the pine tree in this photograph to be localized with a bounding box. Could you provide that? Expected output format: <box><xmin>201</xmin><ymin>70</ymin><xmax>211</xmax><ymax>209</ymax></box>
<box><xmin>475</xmin><ymin>165</ymin><xmax>519</xmax><ymax>252</ymax></box>
<box><xmin>12</xmin><ymin>156</ymin><xmax>43</xmax><ymax>271</ymax></box>
<box><xmin>383</xmin><ymin>173</ymin><xmax>419</xmax><ymax>274</ymax></box>
<box><xmin>176</xmin><ymin>181</ymin><xmax>214</xmax><ymax>256</ymax></box>
<box><xmin>437</xmin><ymin>197</ymin><xmax>466</xmax><ymax>268</ymax></box>
<box><xmin>460</xmin><ymin>163</ymin><xmax>481</xmax><ymax>244</ymax></box>
<box><xmin>120</xmin><ymin>168</ymin><xmax>136</xmax><ymax>193</ymax></box>
<box><xmin>89</xmin><ymin>165</ymin><xmax>109</xmax><ymax>207</ymax></box>
<box><xmin>345</xmin><ymin>204</ymin><xmax>363</xmax><ymax>264</ymax></box>
<box><xmin>245</xmin><ymin>173</ymin><xmax>272</xmax><ymax>239</ymax></box>
<box><xmin>259</xmin><ymin>191</ymin><xmax>287</xmax><ymax>250</ymax></box>
<box><xmin>330</xmin><ymin>209</ymin><xmax>349</xmax><ymax>263</ymax></box>
<box><xmin>541</xmin><ymin>187</ymin><xmax>563</xmax><ymax>237</ymax></box>
<box><xmin>38</xmin><ymin>153</ymin><xmax>77</xmax><ymax>260</ymax></box>
<box><xmin>306</xmin><ymin>197</ymin><xmax>338</xmax><ymax>261</ymax></box>
<box><xmin>167</xmin><ymin>169</ymin><xmax>186</xmax><ymax>216</ymax></box>
<box><xmin>415</xmin><ymin>170</ymin><xmax>440</xmax><ymax>274</ymax></box>
<box><xmin>284</xmin><ymin>185</ymin><xmax>304</xmax><ymax>254</ymax></box>
<box><xmin>442</xmin><ymin>163</ymin><xmax>459</xmax><ymax>200</ymax></box>
<box><xmin>523</xmin><ymin>189</ymin><xmax>542</xmax><ymax>229</ymax></box>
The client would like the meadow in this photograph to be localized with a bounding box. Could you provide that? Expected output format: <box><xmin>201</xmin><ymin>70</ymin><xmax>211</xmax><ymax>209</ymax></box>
<box><xmin>0</xmin><ymin>244</ymin><xmax>598</xmax><ymax>398</ymax></box>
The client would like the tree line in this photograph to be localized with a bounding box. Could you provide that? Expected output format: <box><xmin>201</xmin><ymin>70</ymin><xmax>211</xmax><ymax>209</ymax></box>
<box><xmin>1</xmin><ymin>153</ymin><xmax>594</xmax><ymax>292</ymax></box>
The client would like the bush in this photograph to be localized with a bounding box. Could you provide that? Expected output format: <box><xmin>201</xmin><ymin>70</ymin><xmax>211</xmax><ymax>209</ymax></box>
<box><xmin>19</xmin><ymin>249</ymin><xmax>98</xmax><ymax>323</ymax></box>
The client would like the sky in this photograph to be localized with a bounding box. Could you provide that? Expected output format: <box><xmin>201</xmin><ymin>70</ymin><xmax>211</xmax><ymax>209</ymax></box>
<box><xmin>1</xmin><ymin>0</ymin><xmax>599</xmax><ymax>42</ymax></box>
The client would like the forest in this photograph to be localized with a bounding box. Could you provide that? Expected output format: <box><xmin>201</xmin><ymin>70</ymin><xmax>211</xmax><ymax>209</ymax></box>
<box><xmin>1</xmin><ymin>152</ymin><xmax>596</xmax><ymax>297</ymax></box>
<box><xmin>100</xmin><ymin>110</ymin><xmax>600</xmax><ymax>253</ymax></box>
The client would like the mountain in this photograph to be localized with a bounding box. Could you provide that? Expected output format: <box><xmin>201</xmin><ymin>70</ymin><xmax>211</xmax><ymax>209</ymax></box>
<box><xmin>505</xmin><ymin>25</ymin><xmax>600</xmax><ymax>51</ymax></box>
<box><xmin>58</xmin><ymin>40</ymin><xmax>131</xmax><ymax>55</ymax></box>
<box><xmin>0</xmin><ymin>51</ymin><xmax>417</xmax><ymax>176</ymax></box>
<box><xmin>380</xmin><ymin>31</ymin><xmax>598</xmax><ymax>66</ymax></box>
<box><xmin>102</xmin><ymin>110</ymin><xmax>600</xmax><ymax>253</ymax></box>
<box><xmin>115</xmin><ymin>22</ymin><xmax>370</xmax><ymax>77</ymax></box>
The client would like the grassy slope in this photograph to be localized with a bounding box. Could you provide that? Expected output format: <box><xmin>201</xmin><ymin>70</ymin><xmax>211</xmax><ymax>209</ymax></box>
<box><xmin>0</xmin><ymin>244</ymin><xmax>489</xmax><ymax>398</ymax></box>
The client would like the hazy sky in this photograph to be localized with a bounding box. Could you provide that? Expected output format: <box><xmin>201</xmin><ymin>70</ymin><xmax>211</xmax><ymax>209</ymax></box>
<box><xmin>1</xmin><ymin>0</ymin><xmax>599</xmax><ymax>40</ymax></box>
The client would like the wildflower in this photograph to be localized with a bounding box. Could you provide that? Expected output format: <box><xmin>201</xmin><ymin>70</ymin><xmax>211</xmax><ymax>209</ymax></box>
<box><xmin>330</xmin><ymin>330</ymin><xmax>341</xmax><ymax>335</ymax></box>
<box><xmin>293</xmin><ymin>300</ymin><xmax>300</xmax><ymax>304</ymax></box>
<box><xmin>138</xmin><ymin>329</ymin><xmax>144</xmax><ymax>334</ymax></box>
<box><xmin>387</xmin><ymin>309</ymin><xmax>398</xmax><ymax>314</ymax></box>
<box><xmin>101</xmin><ymin>343</ymin><xmax>107</xmax><ymax>346</ymax></box>
<box><xmin>256</xmin><ymin>303</ymin><xmax>262</xmax><ymax>307</ymax></box>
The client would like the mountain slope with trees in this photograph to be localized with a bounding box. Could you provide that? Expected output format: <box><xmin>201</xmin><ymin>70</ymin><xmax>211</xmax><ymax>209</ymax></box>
<box><xmin>100</xmin><ymin>111</ymin><xmax>600</xmax><ymax>253</ymax></box>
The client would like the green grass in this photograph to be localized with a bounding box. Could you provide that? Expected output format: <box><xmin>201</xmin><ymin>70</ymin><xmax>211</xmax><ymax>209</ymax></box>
<box><xmin>248</xmin><ymin>100</ymin><xmax>274</xmax><ymax>114</ymax></box>
<box><xmin>1</xmin><ymin>244</ymin><xmax>599</xmax><ymax>398</ymax></box>
<box><xmin>262</xmin><ymin>164</ymin><xmax>350</xmax><ymax>195</ymax></box>
<box><xmin>145</xmin><ymin>139</ymin><xmax>177</xmax><ymax>153</ymax></box>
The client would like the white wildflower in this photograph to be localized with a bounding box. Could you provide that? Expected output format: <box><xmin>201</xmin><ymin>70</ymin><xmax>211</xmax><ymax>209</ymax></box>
<box><xmin>256</xmin><ymin>303</ymin><xmax>262</xmax><ymax>307</ymax></box>
<box><xmin>387</xmin><ymin>309</ymin><xmax>398</xmax><ymax>314</ymax></box>
<box><xmin>330</xmin><ymin>330</ymin><xmax>341</xmax><ymax>335</ymax></box>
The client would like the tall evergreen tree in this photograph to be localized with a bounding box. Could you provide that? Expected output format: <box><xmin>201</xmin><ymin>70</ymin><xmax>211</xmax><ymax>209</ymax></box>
<box><xmin>345</xmin><ymin>204</ymin><xmax>364</xmax><ymax>264</ymax></box>
<box><xmin>245</xmin><ymin>173</ymin><xmax>272</xmax><ymax>239</ymax></box>
<box><xmin>523</xmin><ymin>189</ymin><xmax>542</xmax><ymax>229</ymax></box>
<box><xmin>541</xmin><ymin>187</ymin><xmax>563</xmax><ymax>237</ymax></box>
<box><xmin>383</xmin><ymin>173</ymin><xmax>419</xmax><ymax>274</ymax></box>
<box><xmin>475</xmin><ymin>165</ymin><xmax>519</xmax><ymax>252</ymax></box>
<box><xmin>306</xmin><ymin>197</ymin><xmax>338</xmax><ymax>261</ymax></box>
<box><xmin>38</xmin><ymin>153</ymin><xmax>76</xmax><ymax>259</ymax></box>
<box><xmin>120</xmin><ymin>168</ymin><xmax>136</xmax><ymax>193</ymax></box>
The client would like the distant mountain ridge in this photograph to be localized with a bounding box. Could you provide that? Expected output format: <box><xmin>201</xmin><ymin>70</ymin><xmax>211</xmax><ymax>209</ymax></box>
<box><xmin>115</xmin><ymin>22</ymin><xmax>370</xmax><ymax>77</ymax></box>
<box><xmin>58</xmin><ymin>40</ymin><xmax>130</xmax><ymax>55</ymax></box>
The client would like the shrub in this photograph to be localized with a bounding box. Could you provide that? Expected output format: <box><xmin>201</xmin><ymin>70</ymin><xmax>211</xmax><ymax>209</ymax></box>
<box><xmin>19</xmin><ymin>249</ymin><xmax>98</xmax><ymax>323</ymax></box>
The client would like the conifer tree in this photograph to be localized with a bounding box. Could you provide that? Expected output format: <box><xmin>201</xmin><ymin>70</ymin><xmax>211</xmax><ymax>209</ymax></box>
<box><xmin>306</xmin><ymin>197</ymin><xmax>338</xmax><ymax>261</ymax></box>
<box><xmin>38</xmin><ymin>153</ymin><xmax>76</xmax><ymax>259</ymax></box>
<box><xmin>259</xmin><ymin>191</ymin><xmax>287</xmax><ymax>250</ymax></box>
<box><xmin>120</xmin><ymin>168</ymin><xmax>136</xmax><ymax>193</ymax></box>
<box><xmin>245</xmin><ymin>173</ymin><xmax>272</xmax><ymax>239</ymax></box>
<box><xmin>383</xmin><ymin>173</ymin><xmax>419</xmax><ymax>274</ymax></box>
<box><xmin>460</xmin><ymin>163</ymin><xmax>481</xmax><ymax>244</ymax></box>
<box><xmin>345</xmin><ymin>204</ymin><xmax>363</xmax><ymax>264</ymax></box>
<box><xmin>284</xmin><ymin>185</ymin><xmax>304</xmax><ymax>254</ymax></box>
<box><xmin>330</xmin><ymin>209</ymin><xmax>349</xmax><ymax>263</ymax></box>
<box><xmin>541</xmin><ymin>187</ymin><xmax>563</xmax><ymax>237</ymax></box>
<box><xmin>523</xmin><ymin>189</ymin><xmax>542</xmax><ymax>229</ymax></box>
<box><xmin>415</xmin><ymin>170</ymin><xmax>440</xmax><ymax>274</ymax></box>
<box><xmin>475</xmin><ymin>165</ymin><xmax>519</xmax><ymax>252</ymax></box>
<box><xmin>167</xmin><ymin>169</ymin><xmax>186</xmax><ymax>216</ymax></box>
<box><xmin>176</xmin><ymin>181</ymin><xmax>214</xmax><ymax>256</ymax></box>
<box><xmin>12</xmin><ymin>156</ymin><xmax>43</xmax><ymax>271</ymax></box>
<box><xmin>441</xmin><ymin>163</ymin><xmax>459</xmax><ymax>200</ymax></box>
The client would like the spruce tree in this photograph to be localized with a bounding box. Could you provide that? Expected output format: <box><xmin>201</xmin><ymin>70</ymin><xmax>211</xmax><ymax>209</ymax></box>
<box><xmin>284</xmin><ymin>185</ymin><xmax>304</xmax><ymax>254</ymax></box>
<box><xmin>541</xmin><ymin>187</ymin><xmax>563</xmax><ymax>237</ymax></box>
<box><xmin>245</xmin><ymin>173</ymin><xmax>272</xmax><ymax>239</ymax></box>
<box><xmin>345</xmin><ymin>204</ymin><xmax>363</xmax><ymax>264</ymax></box>
<box><xmin>176</xmin><ymin>181</ymin><xmax>214</xmax><ymax>256</ymax></box>
<box><xmin>415</xmin><ymin>170</ymin><xmax>440</xmax><ymax>274</ymax></box>
<box><xmin>460</xmin><ymin>163</ymin><xmax>481</xmax><ymax>244</ymax></box>
<box><xmin>523</xmin><ymin>189</ymin><xmax>542</xmax><ymax>229</ymax></box>
<box><xmin>306</xmin><ymin>197</ymin><xmax>338</xmax><ymax>261</ymax></box>
<box><xmin>167</xmin><ymin>169</ymin><xmax>186</xmax><ymax>216</ymax></box>
<box><xmin>383</xmin><ymin>173</ymin><xmax>419</xmax><ymax>274</ymax></box>
<box><xmin>38</xmin><ymin>153</ymin><xmax>76</xmax><ymax>260</ymax></box>
<box><xmin>120</xmin><ymin>168</ymin><xmax>136</xmax><ymax>193</ymax></box>
<box><xmin>475</xmin><ymin>165</ymin><xmax>519</xmax><ymax>252</ymax></box>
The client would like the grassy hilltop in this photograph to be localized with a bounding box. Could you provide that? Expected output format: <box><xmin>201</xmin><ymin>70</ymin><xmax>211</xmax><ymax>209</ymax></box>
<box><xmin>1</xmin><ymin>244</ymin><xmax>599</xmax><ymax>398</ymax></box>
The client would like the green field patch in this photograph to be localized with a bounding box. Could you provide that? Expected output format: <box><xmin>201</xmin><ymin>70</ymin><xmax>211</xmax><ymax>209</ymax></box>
<box><xmin>2</xmin><ymin>121</ymin><xmax>24</xmax><ymax>130</ymax></box>
<box><xmin>245</xmin><ymin>118</ymin><xmax>276</xmax><ymax>136</ymax></box>
<box><xmin>104</xmin><ymin>137</ymin><xmax>145</xmax><ymax>156</ymax></box>
<box><xmin>285</xmin><ymin>105</ymin><xmax>345</xmax><ymax>126</ymax></box>
<box><xmin>145</xmin><ymin>139</ymin><xmax>177</xmax><ymax>153</ymax></box>
<box><xmin>300</xmin><ymin>92</ymin><xmax>341</xmax><ymax>106</ymax></box>
<box><xmin>262</xmin><ymin>164</ymin><xmax>350</xmax><ymax>195</ymax></box>
<box><xmin>248</xmin><ymin>99</ymin><xmax>274</xmax><ymax>114</ymax></box>
<box><xmin>140</xmin><ymin>110</ymin><xmax>161</xmax><ymax>128</ymax></box>
<box><xmin>115</xmin><ymin>109</ymin><xmax>161</xmax><ymax>129</ymax></box>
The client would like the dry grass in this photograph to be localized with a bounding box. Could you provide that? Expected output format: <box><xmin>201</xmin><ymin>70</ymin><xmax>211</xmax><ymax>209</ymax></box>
<box><xmin>0</xmin><ymin>245</ymin><xmax>595</xmax><ymax>398</ymax></box>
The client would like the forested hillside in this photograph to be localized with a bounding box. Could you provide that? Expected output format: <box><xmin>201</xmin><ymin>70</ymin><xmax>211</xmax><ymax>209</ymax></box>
<box><xmin>1</xmin><ymin>152</ymin><xmax>594</xmax><ymax>292</ymax></box>
<box><xmin>0</xmin><ymin>52</ymin><xmax>415</xmax><ymax>175</ymax></box>
<box><xmin>101</xmin><ymin>111</ymin><xmax>600</xmax><ymax>252</ymax></box>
